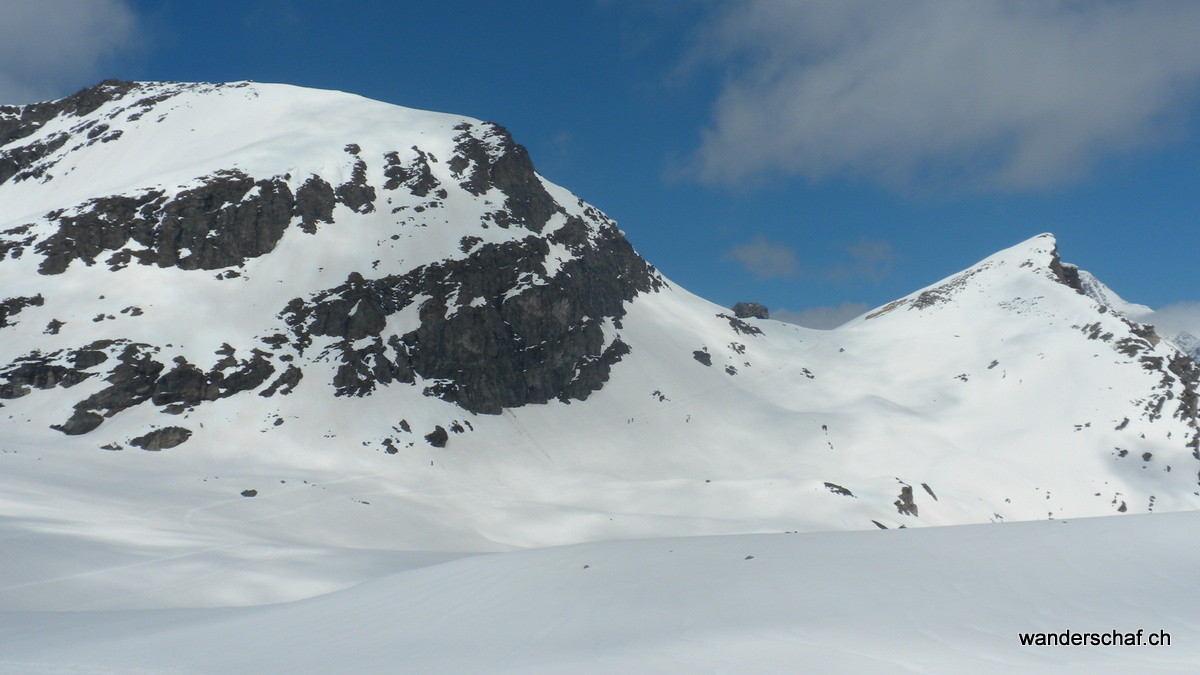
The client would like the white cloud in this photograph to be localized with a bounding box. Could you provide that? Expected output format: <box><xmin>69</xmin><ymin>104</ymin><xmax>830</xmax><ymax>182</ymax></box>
<box><xmin>723</xmin><ymin>235</ymin><xmax>800</xmax><ymax>279</ymax></box>
<box><xmin>774</xmin><ymin>303</ymin><xmax>869</xmax><ymax>330</ymax></box>
<box><xmin>688</xmin><ymin>1</ymin><xmax>1200</xmax><ymax>192</ymax></box>
<box><xmin>1143</xmin><ymin>302</ymin><xmax>1200</xmax><ymax>338</ymax></box>
<box><xmin>0</xmin><ymin>0</ymin><xmax>141</xmax><ymax>104</ymax></box>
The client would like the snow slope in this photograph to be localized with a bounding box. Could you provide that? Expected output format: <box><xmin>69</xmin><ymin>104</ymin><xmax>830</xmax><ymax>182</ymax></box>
<box><xmin>1</xmin><ymin>81</ymin><xmax>1199</xmax><ymax>622</ymax></box>
<box><xmin>3</xmin><ymin>512</ymin><xmax>1198</xmax><ymax>673</ymax></box>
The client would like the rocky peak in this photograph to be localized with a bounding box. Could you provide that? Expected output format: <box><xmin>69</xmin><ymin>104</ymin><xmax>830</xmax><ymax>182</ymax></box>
<box><xmin>0</xmin><ymin>79</ymin><xmax>665</xmax><ymax>446</ymax></box>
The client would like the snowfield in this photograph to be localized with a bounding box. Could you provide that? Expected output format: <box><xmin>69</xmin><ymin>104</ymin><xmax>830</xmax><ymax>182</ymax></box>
<box><xmin>3</xmin><ymin>512</ymin><xmax>1199</xmax><ymax>673</ymax></box>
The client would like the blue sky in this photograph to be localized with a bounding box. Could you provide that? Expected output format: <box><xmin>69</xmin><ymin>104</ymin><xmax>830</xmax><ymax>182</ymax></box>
<box><xmin>2</xmin><ymin>1</ymin><xmax>1199</xmax><ymax>329</ymax></box>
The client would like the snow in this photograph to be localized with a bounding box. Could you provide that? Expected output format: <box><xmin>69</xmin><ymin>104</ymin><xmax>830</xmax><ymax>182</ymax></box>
<box><xmin>2</xmin><ymin>512</ymin><xmax>1198</xmax><ymax>673</ymax></box>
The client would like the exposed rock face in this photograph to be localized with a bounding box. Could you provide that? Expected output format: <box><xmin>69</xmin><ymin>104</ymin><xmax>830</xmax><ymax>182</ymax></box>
<box><xmin>0</xmin><ymin>294</ymin><xmax>43</xmax><ymax>328</ymax></box>
<box><xmin>129</xmin><ymin>426</ymin><xmax>192</xmax><ymax>451</ymax></box>
<box><xmin>894</xmin><ymin>485</ymin><xmax>918</xmax><ymax>517</ymax></box>
<box><xmin>824</xmin><ymin>482</ymin><xmax>855</xmax><ymax>497</ymax></box>
<box><xmin>448</xmin><ymin>123</ymin><xmax>557</xmax><ymax>232</ymax></box>
<box><xmin>717</xmin><ymin>313</ymin><xmax>764</xmax><ymax>336</ymax></box>
<box><xmin>0</xmin><ymin>353</ymin><xmax>94</xmax><ymax>400</ymax></box>
<box><xmin>732</xmin><ymin>302</ymin><xmax>768</xmax><ymax>320</ymax></box>
<box><xmin>1047</xmin><ymin>248</ymin><xmax>1085</xmax><ymax>294</ymax></box>
<box><xmin>281</xmin><ymin>222</ymin><xmax>657</xmax><ymax>414</ymax></box>
<box><xmin>384</xmin><ymin>148</ymin><xmax>438</xmax><ymax>196</ymax></box>
<box><xmin>33</xmin><ymin>170</ymin><xmax>346</xmax><ymax>275</ymax></box>
<box><xmin>1</xmin><ymin>336</ymin><xmax>284</xmax><ymax>435</ymax></box>
<box><xmin>425</xmin><ymin>426</ymin><xmax>448</xmax><ymax>448</ymax></box>
<box><xmin>334</xmin><ymin>149</ymin><xmax>376</xmax><ymax>214</ymax></box>
<box><xmin>1074</xmin><ymin>312</ymin><xmax>1200</xmax><ymax>456</ymax></box>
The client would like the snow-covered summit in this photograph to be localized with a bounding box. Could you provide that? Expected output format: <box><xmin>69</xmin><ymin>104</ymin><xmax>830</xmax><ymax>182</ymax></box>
<box><xmin>1</xmin><ymin>80</ymin><xmax>485</xmax><ymax>217</ymax></box>
<box><xmin>1</xmin><ymin>81</ymin><xmax>1199</xmax><ymax>611</ymax></box>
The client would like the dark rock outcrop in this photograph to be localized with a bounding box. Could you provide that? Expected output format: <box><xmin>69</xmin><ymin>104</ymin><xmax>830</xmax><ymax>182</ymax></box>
<box><xmin>35</xmin><ymin>170</ymin><xmax>303</xmax><ymax>274</ymax></box>
<box><xmin>260</xmin><ymin>365</ymin><xmax>303</xmax><ymax>397</ymax></box>
<box><xmin>0</xmin><ymin>294</ymin><xmax>43</xmax><ymax>328</ymax></box>
<box><xmin>0</xmin><ymin>224</ymin><xmax>36</xmax><ymax>261</ymax></box>
<box><xmin>894</xmin><ymin>485</ymin><xmax>918</xmax><ymax>516</ymax></box>
<box><xmin>425</xmin><ymin>426</ymin><xmax>448</xmax><ymax>447</ymax></box>
<box><xmin>281</xmin><ymin>222</ymin><xmax>660</xmax><ymax>414</ymax></box>
<box><xmin>23</xmin><ymin>166</ymin><xmax>355</xmax><ymax>275</ymax></box>
<box><xmin>149</xmin><ymin>351</ymin><xmax>276</xmax><ymax>409</ymax></box>
<box><xmin>294</xmin><ymin>176</ymin><xmax>337</xmax><ymax>233</ymax></box>
<box><xmin>10</xmin><ymin>342</ymin><xmax>282</xmax><ymax>435</ymax></box>
<box><xmin>449</xmin><ymin>122</ymin><xmax>557</xmax><ymax>232</ymax></box>
<box><xmin>383</xmin><ymin>148</ymin><xmax>438</xmax><ymax>196</ymax></box>
<box><xmin>14</xmin><ymin>117</ymin><xmax>570</xmax><ymax>277</ymax></box>
<box><xmin>68</xmin><ymin>344</ymin><xmax>165</xmax><ymax>421</ymax></box>
<box><xmin>1</xmin><ymin>80</ymin><xmax>138</xmax><ymax>146</ymax></box>
<box><xmin>334</xmin><ymin>158</ymin><xmax>376</xmax><ymax>214</ymax></box>
<box><xmin>52</xmin><ymin>411</ymin><xmax>104</xmax><ymax>436</ymax></box>
<box><xmin>1047</xmin><ymin>244</ymin><xmax>1085</xmax><ymax>294</ymax></box>
<box><xmin>129</xmin><ymin>426</ymin><xmax>192</xmax><ymax>451</ymax></box>
<box><xmin>824</xmin><ymin>482</ymin><xmax>855</xmax><ymax>497</ymax></box>
<box><xmin>0</xmin><ymin>342</ymin><xmax>115</xmax><ymax>400</ymax></box>
<box><xmin>732</xmin><ymin>302</ymin><xmax>769</xmax><ymax>320</ymax></box>
<box><xmin>718</xmin><ymin>313</ymin><xmax>764</xmax><ymax>336</ymax></box>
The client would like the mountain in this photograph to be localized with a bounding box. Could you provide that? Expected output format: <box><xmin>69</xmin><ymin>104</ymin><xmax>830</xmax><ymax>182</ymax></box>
<box><xmin>1</xmin><ymin>80</ymin><xmax>1199</xmax><ymax>611</ymax></box>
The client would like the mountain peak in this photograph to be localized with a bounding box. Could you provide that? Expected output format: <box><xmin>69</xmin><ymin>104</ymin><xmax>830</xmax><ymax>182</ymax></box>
<box><xmin>858</xmin><ymin>232</ymin><xmax>1086</xmax><ymax>323</ymax></box>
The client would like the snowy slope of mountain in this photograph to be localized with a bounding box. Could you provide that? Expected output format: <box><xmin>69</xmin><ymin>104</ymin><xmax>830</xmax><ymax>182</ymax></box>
<box><xmin>1164</xmin><ymin>331</ymin><xmax>1200</xmax><ymax>363</ymax></box>
<box><xmin>1</xmin><ymin>81</ymin><xmax>1199</xmax><ymax>612</ymax></box>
